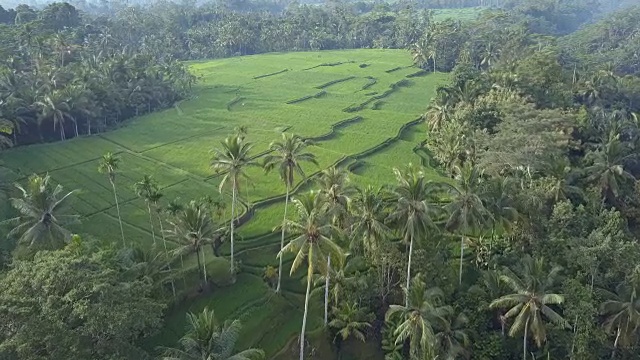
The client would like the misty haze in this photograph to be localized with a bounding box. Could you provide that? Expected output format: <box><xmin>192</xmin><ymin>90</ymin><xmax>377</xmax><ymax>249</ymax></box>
<box><xmin>0</xmin><ymin>0</ymin><xmax>639</xmax><ymax>359</ymax></box>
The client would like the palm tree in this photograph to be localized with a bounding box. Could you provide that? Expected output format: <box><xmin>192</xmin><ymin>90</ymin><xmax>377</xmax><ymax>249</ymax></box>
<box><xmin>134</xmin><ymin>175</ymin><xmax>159</xmax><ymax>246</ymax></box>
<box><xmin>471</xmin><ymin>270</ymin><xmax>510</xmax><ymax>335</ymax></box>
<box><xmin>2</xmin><ymin>173</ymin><xmax>79</xmax><ymax>248</ymax></box>
<box><xmin>444</xmin><ymin>164</ymin><xmax>492</xmax><ymax>285</ymax></box>
<box><xmin>35</xmin><ymin>92</ymin><xmax>75</xmax><ymax>141</ymax></box>
<box><xmin>585</xmin><ymin>136</ymin><xmax>635</xmax><ymax>201</ymax></box>
<box><xmin>212</xmin><ymin>134</ymin><xmax>255</xmax><ymax>275</ymax></box>
<box><xmin>349</xmin><ymin>185</ymin><xmax>391</xmax><ymax>259</ymax></box>
<box><xmin>426</xmin><ymin>120</ymin><xmax>470</xmax><ymax>175</ymax></box>
<box><xmin>158</xmin><ymin>307</ymin><xmax>265</xmax><ymax>360</ymax></box>
<box><xmin>480</xmin><ymin>42</ymin><xmax>499</xmax><ymax>69</ymax></box>
<box><xmin>312</xmin><ymin>253</ymin><xmax>359</xmax><ymax>326</ymax></box>
<box><xmin>316</xmin><ymin>166</ymin><xmax>352</xmax><ymax>229</ymax></box>
<box><xmin>600</xmin><ymin>267</ymin><xmax>640</xmax><ymax>358</ymax></box>
<box><xmin>482</xmin><ymin>177</ymin><xmax>519</xmax><ymax>247</ymax></box>
<box><xmin>263</xmin><ymin>133</ymin><xmax>317</xmax><ymax>293</ymax></box>
<box><xmin>410</xmin><ymin>37</ymin><xmax>430</xmax><ymax>69</ymax></box>
<box><xmin>433</xmin><ymin>309</ymin><xmax>471</xmax><ymax>360</ymax></box>
<box><xmin>329</xmin><ymin>302</ymin><xmax>373</xmax><ymax>345</ymax></box>
<box><xmin>385</xmin><ymin>275</ymin><xmax>448</xmax><ymax>360</ymax></box>
<box><xmin>166</xmin><ymin>200</ymin><xmax>216</xmax><ymax>288</ymax></box>
<box><xmin>280</xmin><ymin>191</ymin><xmax>343</xmax><ymax>360</ymax></box>
<box><xmin>123</xmin><ymin>247</ymin><xmax>176</xmax><ymax>296</ymax></box>
<box><xmin>490</xmin><ymin>256</ymin><xmax>568</xmax><ymax>360</ymax></box>
<box><xmin>234</xmin><ymin>125</ymin><xmax>248</xmax><ymax>140</ymax></box>
<box><xmin>98</xmin><ymin>152</ymin><xmax>126</xmax><ymax>247</ymax></box>
<box><xmin>388</xmin><ymin>164</ymin><xmax>441</xmax><ymax>306</ymax></box>
<box><xmin>542</xmin><ymin>156</ymin><xmax>583</xmax><ymax>204</ymax></box>
<box><xmin>424</xmin><ymin>94</ymin><xmax>453</xmax><ymax>132</ymax></box>
<box><xmin>316</xmin><ymin>166</ymin><xmax>352</xmax><ymax>325</ymax></box>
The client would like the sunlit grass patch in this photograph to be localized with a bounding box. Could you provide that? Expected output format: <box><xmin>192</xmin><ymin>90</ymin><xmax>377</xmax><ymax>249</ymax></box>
<box><xmin>0</xmin><ymin>49</ymin><xmax>448</xmax><ymax>357</ymax></box>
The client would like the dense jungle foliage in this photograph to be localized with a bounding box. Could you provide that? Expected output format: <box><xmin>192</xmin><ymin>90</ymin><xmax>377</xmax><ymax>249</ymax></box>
<box><xmin>1</xmin><ymin>0</ymin><xmax>640</xmax><ymax>359</ymax></box>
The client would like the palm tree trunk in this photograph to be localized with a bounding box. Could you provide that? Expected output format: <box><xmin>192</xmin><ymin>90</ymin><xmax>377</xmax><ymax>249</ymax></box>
<box><xmin>157</xmin><ymin>212</ymin><xmax>176</xmax><ymax>298</ymax></box>
<box><xmin>180</xmin><ymin>254</ymin><xmax>186</xmax><ymax>287</ymax></box>
<box><xmin>230</xmin><ymin>178</ymin><xmax>237</xmax><ymax>275</ymax></box>
<box><xmin>110</xmin><ymin>179</ymin><xmax>126</xmax><ymax>247</ymax></box>
<box><xmin>490</xmin><ymin>224</ymin><xmax>495</xmax><ymax>250</ymax></box>
<box><xmin>202</xmin><ymin>247</ymin><xmax>208</xmax><ymax>286</ymax></box>
<box><xmin>196</xmin><ymin>247</ymin><xmax>203</xmax><ymax>287</ymax></box>
<box><xmin>523</xmin><ymin>316</ymin><xmax>530</xmax><ymax>360</ymax></box>
<box><xmin>277</xmin><ymin>184</ymin><xmax>290</xmax><ymax>293</ymax></box>
<box><xmin>611</xmin><ymin>326</ymin><xmax>621</xmax><ymax>359</ymax></box>
<box><xmin>147</xmin><ymin>203</ymin><xmax>156</xmax><ymax>245</ymax></box>
<box><xmin>301</xmin><ymin>248</ymin><xmax>313</xmax><ymax>360</ymax></box>
<box><xmin>406</xmin><ymin>234</ymin><xmax>414</xmax><ymax>307</ymax></box>
<box><xmin>459</xmin><ymin>236</ymin><xmax>465</xmax><ymax>285</ymax></box>
<box><xmin>324</xmin><ymin>254</ymin><xmax>331</xmax><ymax>326</ymax></box>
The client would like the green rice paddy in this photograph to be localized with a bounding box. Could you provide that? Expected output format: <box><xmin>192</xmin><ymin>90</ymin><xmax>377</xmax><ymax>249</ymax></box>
<box><xmin>0</xmin><ymin>49</ymin><xmax>448</xmax><ymax>358</ymax></box>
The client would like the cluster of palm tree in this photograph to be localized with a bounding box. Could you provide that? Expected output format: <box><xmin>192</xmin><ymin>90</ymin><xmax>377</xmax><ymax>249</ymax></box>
<box><xmin>0</xmin><ymin>23</ymin><xmax>194</xmax><ymax>147</ymax></box>
<box><xmin>265</xmin><ymin>152</ymin><xmax>525</xmax><ymax>359</ymax></box>
<box><xmin>4</xmin><ymin>124</ymin><xmax>640</xmax><ymax>358</ymax></box>
<box><xmin>114</xmin><ymin>2</ymin><xmax>430</xmax><ymax>60</ymax></box>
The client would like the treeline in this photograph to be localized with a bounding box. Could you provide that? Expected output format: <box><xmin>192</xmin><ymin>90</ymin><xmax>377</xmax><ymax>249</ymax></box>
<box><xmin>0</xmin><ymin>0</ymin><xmax>623</xmax><ymax>148</ymax></box>
<box><xmin>0</xmin><ymin>2</ymin><xmax>195</xmax><ymax>147</ymax></box>
<box><xmin>411</xmin><ymin>5</ymin><xmax>640</xmax><ymax>77</ymax></box>
<box><xmin>409</xmin><ymin>4</ymin><xmax>640</xmax><ymax>358</ymax></box>
<box><xmin>1</xmin><ymin>2</ymin><xmax>640</xmax><ymax>359</ymax></box>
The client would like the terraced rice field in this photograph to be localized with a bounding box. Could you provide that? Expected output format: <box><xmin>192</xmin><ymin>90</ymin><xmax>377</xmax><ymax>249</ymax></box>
<box><xmin>0</xmin><ymin>49</ymin><xmax>448</xmax><ymax>358</ymax></box>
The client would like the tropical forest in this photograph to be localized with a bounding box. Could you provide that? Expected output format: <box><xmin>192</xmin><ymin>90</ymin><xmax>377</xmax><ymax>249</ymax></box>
<box><xmin>0</xmin><ymin>0</ymin><xmax>639</xmax><ymax>359</ymax></box>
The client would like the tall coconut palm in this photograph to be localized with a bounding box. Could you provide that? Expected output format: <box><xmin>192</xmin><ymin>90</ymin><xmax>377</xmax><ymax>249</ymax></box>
<box><xmin>388</xmin><ymin>164</ymin><xmax>441</xmax><ymax>306</ymax></box>
<box><xmin>410</xmin><ymin>37</ymin><xmax>430</xmax><ymax>69</ymax></box>
<box><xmin>123</xmin><ymin>247</ymin><xmax>176</xmax><ymax>296</ymax></box>
<box><xmin>350</xmin><ymin>185</ymin><xmax>391</xmax><ymax>258</ymax></box>
<box><xmin>135</xmin><ymin>176</ymin><xmax>176</xmax><ymax>296</ymax></box>
<box><xmin>263</xmin><ymin>133</ymin><xmax>317</xmax><ymax>293</ymax></box>
<box><xmin>134</xmin><ymin>175</ymin><xmax>159</xmax><ymax>246</ymax></box>
<box><xmin>490</xmin><ymin>256</ymin><xmax>568</xmax><ymax>360</ymax></box>
<box><xmin>166</xmin><ymin>200</ymin><xmax>216</xmax><ymax>288</ymax></box>
<box><xmin>444</xmin><ymin>164</ymin><xmax>492</xmax><ymax>285</ymax></box>
<box><xmin>316</xmin><ymin>166</ymin><xmax>352</xmax><ymax>325</ymax></box>
<box><xmin>280</xmin><ymin>191</ymin><xmax>343</xmax><ymax>360</ymax></box>
<box><xmin>433</xmin><ymin>308</ymin><xmax>471</xmax><ymax>360</ymax></box>
<box><xmin>482</xmin><ymin>177</ymin><xmax>519</xmax><ymax>246</ymax></box>
<box><xmin>600</xmin><ymin>267</ymin><xmax>640</xmax><ymax>358</ymax></box>
<box><xmin>329</xmin><ymin>302</ymin><xmax>373</xmax><ymax>345</ymax></box>
<box><xmin>480</xmin><ymin>42</ymin><xmax>499</xmax><ymax>69</ymax></box>
<box><xmin>542</xmin><ymin>156</ymin><xmax>584</xmax><ymax>204</ymax></box>
<box><xmin>158</xmin><ymin>307</ymin><xmax>265</xmax><ymax>360</ymax></box>
<box><xmin>316</xmin><ymin>166</ymin><xmax>352</xmax><ymax>229</ymax></box>
<box><xmin>424</xmin><ymin>97</ymin><xmax>453</xmax><ymax>132</ymax></box>
<box><xmin>98</xmin><ymin>152</ymin><xmax>126</xmax><ymax>247</ymax></box>
<box><xmin>35</xmin><ymin>92</ymin><xmax>75</xmax><ymax>141</ymax></box>
<box><xmin>2</xmin><ymin>173</ymin><xmax>79</xmax><ymax>248</ymax></box>
<box><xmin>312</xmin><ymin>253</ymin><xmax>358</xmax><ymax>326</ymax></box>
<box><xmin>585</xmin><ymin>136</ymin><xmax>635</xmax><ymax>201</ymax></box>
<box><xmin>211</xmin><ymin>134</ymin><xmax>255</xmax><ymax>275</ymax></box>
<box><xmin>385</xmin><ymin>275</ymin><xmax>449</xmax><ymax>360</ymax></box>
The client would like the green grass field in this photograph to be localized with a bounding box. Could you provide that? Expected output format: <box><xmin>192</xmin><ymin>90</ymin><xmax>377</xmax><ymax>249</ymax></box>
<box><xmin>0</xmin><ymin>49</ymin><xmax>448</xmax><ymax>359</ymax></box>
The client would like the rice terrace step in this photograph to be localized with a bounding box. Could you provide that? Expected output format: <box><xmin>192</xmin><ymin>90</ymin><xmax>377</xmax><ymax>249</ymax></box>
<box><xmin>0</xmin><ymin>49</ymin><xmax>448</xmax><ymax>358</ymax></box>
